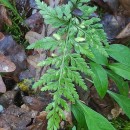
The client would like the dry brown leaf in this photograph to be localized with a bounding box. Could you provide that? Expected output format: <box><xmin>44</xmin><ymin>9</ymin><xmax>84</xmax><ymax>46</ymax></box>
<box><xmin>116</xmin><ymin>22</ymin><xmax>130</xmax><ymax>38</ymax></box>
<box><xmin>27</xmin><ymin>54</ymin><xmax>43</xmax><ymax>68</ymax></box>
<box><xmin>0</xmin><ymin>6</ymin><xmax>12</xmax><ymax>26</ymax></box>
<box><xmin>0</xmin><ymin>128</ymin><xmax>11</xmax><ymax>130</ymax></box>
<box><xmin>111</xmin><ymin>103</ymin><xmax>123</xmax><ymax>118</ymax></box>
<box><xmin>27</xmin><ymin>111</ymin><xmax>47</xmax><ymax>130</ymax></box>
<box><xmin>36</xmin><ymin>111</ymin><xmax>47</xmax><ymax>121</ymax></box>
<box><xmin>64</xmin><ymin>103</ymin><xmax>73</xmax><ymax>125</ymax></box>
<box><xmin>0</xmin><ymin>32</ymin><xmax>5</xmax><ymax>41</ymax></box>
<box><xmin>25</xmin><ymin>31</ymin><xmax>43</xmax><ymax>44</ymax></box>
<box><xmin>21</xmin><ymin>104</ymin><xmax>38</xmax><ymax>118</ymax></box>
<box><xmin>0</xmin><ymin>54</ymin><xmax>16</xmax><ymax>73</ymax></box>
<box><xmin>64</xmin><ymin>110</ymin><xmax>73</xmax><ymax>125</ymax></box>
<box><xmin>21</xmin><ymin>104</ymin><xmax>30</xmax><ymax>111</ymax></box>
<box><xmin>23</xmin><ymin>96</ymin><xmax>46</xmax><ymax>111</ymax></box>
<box><xmin>25</xmin><ymin>12</ymin><xmax>43</xmax><ymax>33</ymax></box>
<box><xmin>0</xmin><ymin>75</ymin><xmax>6</xmax><ymax>93</ymax></box>
<box><xmin>119</xmin><ymin>0</ymin><xmax>130</xmax><ymax>16</ymax></box>
<box><xmin>104</xmin><ymin>0</ymin><xmax>119</xmax><ymax>13</ymax></box>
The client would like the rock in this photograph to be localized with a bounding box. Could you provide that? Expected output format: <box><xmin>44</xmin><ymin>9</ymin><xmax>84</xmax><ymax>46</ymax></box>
<box><xmin>102</xmin><ymin>14</ymin><xmax>129</xmax><ymax>41</ymax></box>
<box><xmin>23</xmin><ymin>96</ymin><xmax>46</xmax><ymax>111</ymax></box>
<box><xmin>0</xmin><ymin>76</ymin><xmax>6</xmax><ymax>93</ymax></box>
<box><xmin>0</xmin><ymin>91</ymin><xmax>17</xmax><ymax>108</ymax></box>
<box><xmin>0</xmin><ymin>105</ymin><xmax>32</xmax><ymax>130</ymax></box>
<box><xmin>25</xmin><ymin>12</ymin><xmax>43</xmax><ymax>33</ymax></box>
<box><xmin>0</xmin><ymin>105</ymin><xmax>4</xmax><ymax>113</ymax></box>
<box><xmin>0</xmin><ymin>33</ymin><xmax>27</xmax><ymax>77</ymax></box>
<box><xmin>0</xmin><ymin>54</ymin><xmax>16</xmax><ymax>73</ymax></box>
<box><xmin>19</xmin><ymin>69</ymin><xmax>35</xmax><ymax>81</ymax></box>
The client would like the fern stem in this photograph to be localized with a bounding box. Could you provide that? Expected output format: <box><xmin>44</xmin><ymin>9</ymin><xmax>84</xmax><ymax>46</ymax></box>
<box><xmin>59</xmin><ymin>21</ymin><xmax>71</xmax><ymax>85</ymax></box>
<box><xmin>85</xmin><ymin>78</ymin><xmax>93</xmax><ymax>83</ymax></box>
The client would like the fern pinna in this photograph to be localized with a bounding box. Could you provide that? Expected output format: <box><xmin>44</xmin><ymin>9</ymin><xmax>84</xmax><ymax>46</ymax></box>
<box><xmin>27</xmin><ymin>0</ymin><xmax>108</xmax><ymax>129</ymax></box>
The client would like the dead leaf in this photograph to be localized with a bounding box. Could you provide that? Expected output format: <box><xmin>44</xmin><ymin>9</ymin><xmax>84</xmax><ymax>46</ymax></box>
<box><xmin>103</xmin><ymin>0</ymin><xmax>119</xmax><ymax>13</ymax></box>
<box><xmin>25</xmin><ymin>31</ymin><xmax>43</xmax><ymax>44</ymax></box>
<box><xmin>116</xmin><ymin>22</ymin><xmax>130</xmax><ymax>38</ymax></box>
<box><xmin>0</xmin><ymin>32</ymin><xmax>5</xmax><ymax>41</ymax></box>
<box><xmin>36</xmin><ymin>111</ymin><xmax>47</xmax><ymax>121</ymax></box>
<box><xmin>21</xmin><ymin>104</ymin><xmax>38</xmax><ymax>118</ymax></box>
<box><xmin>23</xmin><ymin>96</ymin><xmax>47</xmax><ymax>111</ymax></box>
<box><xmin>0</xmin><ymin>54</ymin><xmax>16</xmax><ymax>73</ymax></box>
<box><xmin>25</xmin><ymin>12</ymin><xmax>43</xmax><ymax>33</ymax></box>
<box><xmin>27</xmin><ymin>111</ymin><xmax>47</xmax><ymax>130</ymax></box>
<box><xmin>0</xmin><ymin>75</ymin><xmax>6</xmax><ymax>93</ymax></box>
<box><xmin>92</xmin><ymin>0</ymin><xmax>119</xmax><ymax>13</ymax></box>
<box><xmin>21</xmin><ymin>104</ymin><xmax>30</xmax><ymax>111</ymax></box>
<box><xmin>111</xmin><ymin>103</ymin><xmax>123</xmax><ymax>118</ymax></box>
<box><xmin>27</xmin><ymin>54</ymin><xmax>42</xmax><ymax>68</ymax></box>
<box><xmin>0</xmin><ymin>6</ymin><xmax>12</xmax><ymax>26</ymax></box>
<box><xmin>64</xmin><ymin>110</ymin><xmax>73</xmax><ymax>125</ymax></box>
<box><xmin>119</xmin><ymin>0</ymin><xmax>130</xmax><ymax>16</ymax></box>
<box><xmin>0</xmin><ymin>127</ymin><xmax>11</xmax><ymax>130</ymax></box>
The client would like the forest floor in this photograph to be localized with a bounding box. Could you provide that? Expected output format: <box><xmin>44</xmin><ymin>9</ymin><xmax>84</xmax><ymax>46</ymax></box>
<box><xmin>0</xmin><ymin>0</ymin><xmax>130</xmax><ymax>130</ymax></box>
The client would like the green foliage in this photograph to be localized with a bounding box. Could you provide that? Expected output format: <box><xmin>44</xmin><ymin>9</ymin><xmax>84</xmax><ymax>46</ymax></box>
<box><xmin>0</xmin><ymin>0</ymin><xmax>23</xmax><ymax>21</ymax></box>
<box><xmin>90</xmin><ymin>47</ymin><xmax>108</xmax><ymax>65</ymax></box>
<box><xmin>111</xmin><ymin>118</ymin><xmax>130</xmax><ymax>130</ymax></box>
<box><xmin>0</xmin><ymin>0</ymin><xmax>27</xmax><ymax>45</ymax></box>
<box><xmin>107</xmin><ymin>90</ymin><xmax>130</xmax><ymax>119</ymax></box>
<box><xmin>27</xmin><ymin>0</ymin><xmax>130</xmax><ymax>129</ymax></box>
<box><xmin>106</xmin><ymin>44</ymin><xmax>130</xmax><ymax>66</ymax></box>
<box><xmin>72</xmin><ymin>100</ymin><xmax>115</xmax><ymax>130</ymax></box>
<box><xmin>90</xmin><ymin>62</ymin><xmax>108</xmax><ymax>98</ymax></box>
<box><xmin>107</xmin><ymin>70</ymin><xmax>129</xmax><ymax>96</ymax></box>
<box><xmin>108</xmin><ymin>63</ymin><xmax>130</xmax><ymax>80</ymax></box>
<box><xmin>123</xmin><ymin>122</ymin><xmax>130</xmax><ymax>130</ymax></box>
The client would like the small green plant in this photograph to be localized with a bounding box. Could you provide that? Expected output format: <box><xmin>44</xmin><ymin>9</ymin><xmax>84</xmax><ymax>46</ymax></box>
<box><xmin>0</xmin><ymin>0</ymin><xmax>28</xmax><ymax>45</ymax></box>
<box><xmin>0</xmin><ymin>0</ymin><xmax>23</xmax><ymax>21</ymax></box>
<box><xmin>111</xmin><ymin>118</ymin><xmax>130</xmax><ymax>130</ymax></box>
<box><xmin>27</xmin><ymin>0</ymin><xmax>130</xmax><ymax>130</ymax></box>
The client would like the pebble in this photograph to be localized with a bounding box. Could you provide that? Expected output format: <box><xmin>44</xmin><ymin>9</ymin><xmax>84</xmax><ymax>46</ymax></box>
<box><xmin>0</xmin><ymin>105</ymin><xmax>4</xmax><ymax>113</ymax></box>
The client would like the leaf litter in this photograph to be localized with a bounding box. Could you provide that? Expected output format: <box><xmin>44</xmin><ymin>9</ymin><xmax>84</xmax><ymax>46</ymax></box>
<box><xmin>0</xmin><ymin>0</ymin><xmax>130</xmax><ymax>129</ymax></box>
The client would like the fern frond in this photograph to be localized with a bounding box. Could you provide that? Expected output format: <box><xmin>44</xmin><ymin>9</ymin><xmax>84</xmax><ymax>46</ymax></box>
<box><xmin>27</xmin><ymin>37</ymin><xmax>59</xmax><ymax>51</ymax></box>
<box><xmin>28</xmin><ymin>0</ymin><xmax>109</xmax><ymax>129</ymax></box>
<box><xmin>36</xmin><ymin>0</ymin><xmax>71</xmax><ymax>27</ymax></box>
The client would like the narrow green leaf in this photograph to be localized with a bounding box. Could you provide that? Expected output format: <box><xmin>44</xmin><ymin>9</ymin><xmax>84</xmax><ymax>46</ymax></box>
<box><xmin>107</xmin><ymin>70</ymin><xmax>129</xmax><ymax>96</ymax></box>
<box><xmin>0</xmin><ymin>0</ymin><xmax>22</xmax><ymax>21</ymax></box>
<box><xmin>90</xmin><ymin>62</ymin><xmax>108</xmax><ymax>98</ymax></box>
<box><xmin>106</xmin><ymin>44</ymin><xmax>130</xmax><ymax>66</ymax></box>
<box><xmin>108</xmin><ymin>63</ymin><xmax>130</xmax><ymax>80</ymax></box>
<box><xmin>107</xmin><ymin>90</ymin><xmax>130</xmax><ymax>119</ymax></box>
<box><xmin>72</xmin><ymin>104</ymin><xmax>88</xmax><ymax>129</ymax></box>
<box><xmin>73</xmin><ymin>100</ymin><xmax>115</xmax><ymax>130</ymax></box>
<box><xmin>0</xmin><ymin>0</ymin><xmax>14</xmax><ymax>10</ymax></box>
